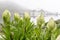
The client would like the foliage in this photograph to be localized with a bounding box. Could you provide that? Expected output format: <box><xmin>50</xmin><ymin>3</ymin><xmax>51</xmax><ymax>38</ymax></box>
<box><xmin>0</xmin><ymin>10</ymin><xmax>60</xmax><ymax>40</ymax></box>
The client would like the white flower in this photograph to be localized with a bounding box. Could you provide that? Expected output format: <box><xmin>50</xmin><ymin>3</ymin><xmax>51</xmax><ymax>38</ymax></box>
<box><xmin>2</xmin><ymin>9</ymin><xmax>11</xmax><ymax>22</ymax></box>
<box><xmin>37</xmin><ymin>13</ymin><xmax>44</xmax><ymax>21</ymax></box>
<box><xmin>24</xmin><ymin>12</ymin><xmax>30</xmax><ymax>19</ymax></box>
<box><xmin>14</xmin><ymin>13</ymin><xmax>20</xmax><ymax>19</ymax></box>
<box><xmin>14</xmin><ymin>13</ymin><xmax>20</xmax><ymax>21</ymax></box>
<box><xmin>47</xmin><ymin>17</ymin><xmax>55</xmax><ymax>29</ymax></box>
<box><xmin>2</xmin><ymin>9</ymin><xmax>11</xmax><ymax>18</ymax></box>
<box><xmin>56</xmin><ymin>35</ymin><xmax>60</xmax><ymax>40</ymax></box>
<box><xmin>36</xmin><ymin>13</ymin><xmax>45</xmax><ymax>26</ymax></box>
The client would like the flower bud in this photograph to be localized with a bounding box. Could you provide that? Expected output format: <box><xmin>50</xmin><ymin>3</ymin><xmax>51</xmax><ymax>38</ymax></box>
<box><xmin>14</xmin><ymin>13</ymin><xmax>20</xmax><ymax>21</ymax></box>
<box><xmin>37</xmin><ymin>13</ymin><xmax>45</xmax><ymax>26</ymax></box>
<box><xmin>2</xmin><ymin>9</ymin><xmax>11</xmax><ymax>22</ymax></box>
<box><xmin>47</xmin><ymin>18</ymin><xmax>55</xmax><ymax>30</ymax></box>
<box><xmin>24</xmin><ymin>12</ymin><xmax>30</xmax><ymax>19</ymax></box>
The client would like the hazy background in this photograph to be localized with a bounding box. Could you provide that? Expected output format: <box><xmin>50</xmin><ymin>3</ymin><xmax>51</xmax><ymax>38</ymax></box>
<box><xmin>0</xmin><ymin>0</ymin><xmax>60</xmax><ymax>13</ymax></box>
<box><xmin>0</xmin><ymin>0</ymin><xmax>60</xmax><ymax>24</ymax></box>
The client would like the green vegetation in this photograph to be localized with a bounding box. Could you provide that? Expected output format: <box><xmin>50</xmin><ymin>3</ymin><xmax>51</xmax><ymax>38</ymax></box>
<box><xmin>0</xmin><ymin>10</ymin><xmax>60</xmax><ymax>40</ymax></box>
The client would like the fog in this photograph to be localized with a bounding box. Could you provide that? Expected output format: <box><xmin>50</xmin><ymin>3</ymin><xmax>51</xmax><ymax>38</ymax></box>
<box><xmin>0</xmin><ymin>0</ymin><xmax>60</xmax><ymax>24</ymax></box>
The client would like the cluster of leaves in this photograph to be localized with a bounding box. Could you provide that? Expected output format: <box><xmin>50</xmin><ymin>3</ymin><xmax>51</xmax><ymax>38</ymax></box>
<box><xmin>0</xmin><ymin>10</ymin><xmax>60</xmax><ymax>40</ymax></box>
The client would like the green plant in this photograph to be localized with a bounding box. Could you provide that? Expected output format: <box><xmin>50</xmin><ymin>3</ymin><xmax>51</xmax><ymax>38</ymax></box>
<box><xmin>0</xmin><ymin>10</ymin><xmax>60</xmax><ymax>40</ymax></box>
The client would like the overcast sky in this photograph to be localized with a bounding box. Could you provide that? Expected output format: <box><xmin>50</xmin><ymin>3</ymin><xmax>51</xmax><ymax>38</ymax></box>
<box><xmin>0</xmin><ymin>0</ymin><xmax>60</xmax><ymax>23</ymax></box>
<box><xmin>0</xmin><ymin>0</ymin><xmax>60</xmax><ymax>13</ymax></box>
<box><xmin>4</xmin><ymin>0</ymin><xmax>60</xmax><ymax>13</ymax></box>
